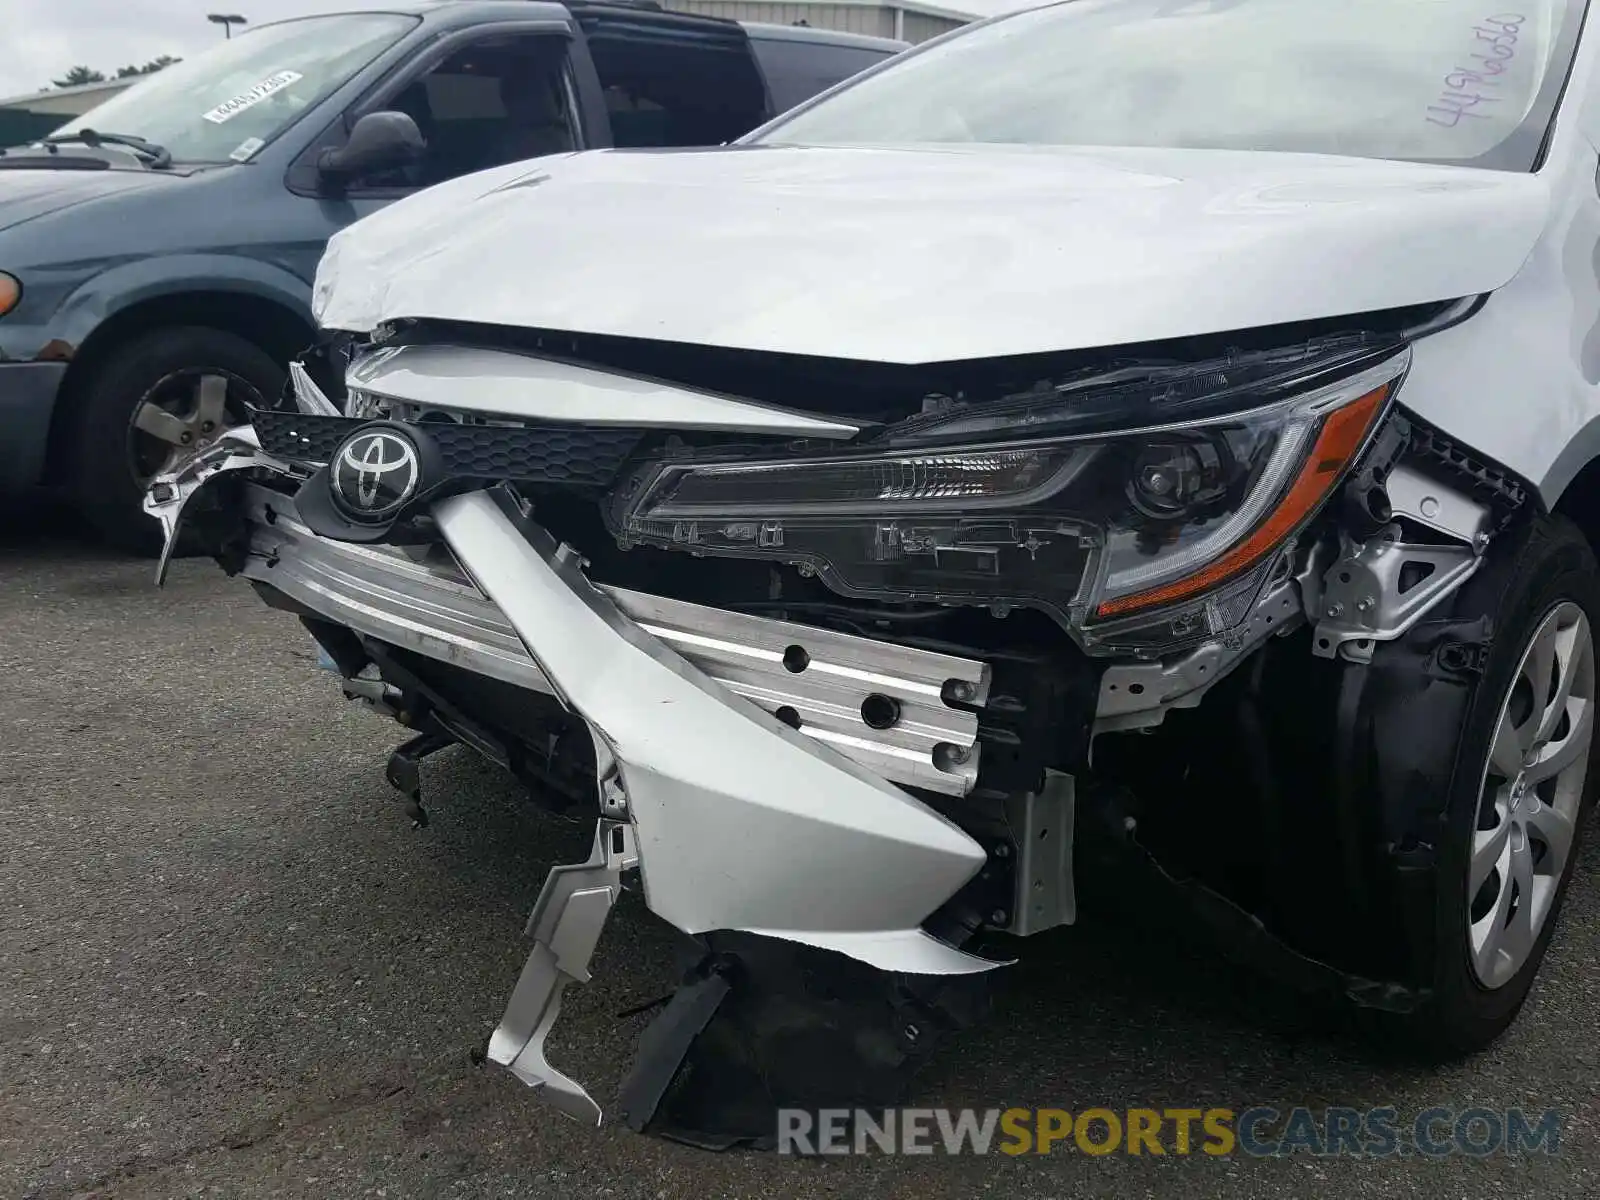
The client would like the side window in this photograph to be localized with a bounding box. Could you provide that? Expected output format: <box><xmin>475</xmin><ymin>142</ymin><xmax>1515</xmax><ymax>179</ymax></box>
<box><xmin>749</xmin><ymin>38</ymin><xmax>898</xmax><ymax>114</ymax></box>
<box><xmin>582</xmin><ymin>22</ymin><xmax>770</xmax><ymax>148</ymax></box>
<box><xmin>367</xmin><ymin>33</ymin><xmax>577</xmax><ymax>190</ymax></box>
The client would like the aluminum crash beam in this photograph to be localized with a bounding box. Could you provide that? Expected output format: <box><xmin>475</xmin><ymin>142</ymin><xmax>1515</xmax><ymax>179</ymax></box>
<box><xmin>233</xmin><ymin>485</ymin><xmax>989</xmax><ymax>797</ymax></box>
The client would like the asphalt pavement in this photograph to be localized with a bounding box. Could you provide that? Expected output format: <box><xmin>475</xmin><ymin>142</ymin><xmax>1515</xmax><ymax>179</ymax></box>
<box><xmin>3</xmin><ymin>508</ymin><xmax>1598</xmax><ymax>1199</ymax></box>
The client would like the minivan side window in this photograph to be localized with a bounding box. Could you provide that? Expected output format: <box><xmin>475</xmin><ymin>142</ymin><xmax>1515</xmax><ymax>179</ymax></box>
<box><xmin>748</xmin><ymin>38</ymin><xmax>898</xmax><ymax>114</ymax></box>
<box><xmin>363</xmin><ymin>33</ymin><xmax>577</xmax><ymax>190</ymax></box>
<box><xmin>581</xmin><ymin>20</ymin><xmax>769</xmax><ymax>148</ymax></box>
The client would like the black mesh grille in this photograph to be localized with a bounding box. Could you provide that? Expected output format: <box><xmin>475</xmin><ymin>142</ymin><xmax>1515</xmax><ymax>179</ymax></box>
<box><xmin>248</xmin><ymin>408</ymin><xmax>642</xmax><ymax>489</ymax></box>
<box><xmin>249</xmin><ymin>407</ymin><xmax>353</xmax><ymax>464</ymax></box>
<box><xmin>424</xmin><ymin>422</ymin><xmax>641</xmax><ymax>487</ymax></box>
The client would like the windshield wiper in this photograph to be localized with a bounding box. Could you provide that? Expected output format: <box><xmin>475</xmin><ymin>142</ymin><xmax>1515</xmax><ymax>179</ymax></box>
<box><xmin>42</xmin><ymin>129</ymin><xmax>172</xmax><ymax>169</ymax></box>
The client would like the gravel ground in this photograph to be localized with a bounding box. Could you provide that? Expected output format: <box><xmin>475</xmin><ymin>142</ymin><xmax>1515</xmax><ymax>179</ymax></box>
<box><xmin>3</xmin><ymin>511</ymin><xmax>1598</xmax><ymax>1199</ymax></box>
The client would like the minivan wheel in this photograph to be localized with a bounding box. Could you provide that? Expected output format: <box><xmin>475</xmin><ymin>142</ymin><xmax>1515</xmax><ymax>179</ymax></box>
<box><xmin>1396</xmin><ymin>515</ymin><xmax>1598</xmax><ymax>1056</ymax></box>
<box><xmin>68</xmin><ymin>326</ymin><xmax>283</xmax><ymax>556</ymax></box>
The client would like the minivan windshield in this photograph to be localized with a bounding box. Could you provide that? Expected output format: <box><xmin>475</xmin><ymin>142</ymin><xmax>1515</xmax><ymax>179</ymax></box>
<box><xmin>754</xmin><ymin>0</ymin><xmax>1588</xmax><ymax>171</ymax></box>
<box><xmin>50</xmin><ymin>13</ymin><xmax>418</xmax><ymax>164</ymax></box>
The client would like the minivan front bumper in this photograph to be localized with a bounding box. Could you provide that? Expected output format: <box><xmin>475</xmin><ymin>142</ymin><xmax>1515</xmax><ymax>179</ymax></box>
<box><xmin>0</xmin><ymin>360</ymin><xmax>65</xmax><ymax>490</ymax></box>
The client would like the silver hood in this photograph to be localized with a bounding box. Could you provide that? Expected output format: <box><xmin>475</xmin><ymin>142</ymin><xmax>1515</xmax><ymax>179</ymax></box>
<box><xmin>312</xmin><ymin>144</ymin><xmax>1550</xmax><ymax>363</ymax></box>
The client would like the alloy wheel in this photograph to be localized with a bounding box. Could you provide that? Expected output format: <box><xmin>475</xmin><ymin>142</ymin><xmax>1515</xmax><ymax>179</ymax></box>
<box><xmin>128</xmin><ymin>370</ymin><xmax>251</xmax><ymax>483</ymax></box>
<box><xmin>1468</xmin><ymin>601</ymin><xmax>1594</xmax><ymax>988</ymax></box>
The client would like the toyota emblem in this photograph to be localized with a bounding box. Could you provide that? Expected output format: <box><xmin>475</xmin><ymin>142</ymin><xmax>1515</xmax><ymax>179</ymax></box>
<box><xmin>330</xmin><ymin>429</ymin><xmax>421</xmax><ymax>521</ymax></box>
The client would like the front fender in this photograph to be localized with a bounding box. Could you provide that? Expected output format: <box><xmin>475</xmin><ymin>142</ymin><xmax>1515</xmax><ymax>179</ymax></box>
<box><xmin>45</xmin><ymin>253</ymin><xmax>314</xmax><ymax>358</ymax></box>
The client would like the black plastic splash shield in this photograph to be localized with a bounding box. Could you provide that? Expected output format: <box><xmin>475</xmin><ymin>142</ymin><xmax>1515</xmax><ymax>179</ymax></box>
<box><xmin>618</xmin><ymin>931</ymin><xmax>992</xmax><ymax>1150</ymax></box>
<box><xmin>1326</xmin><ymin>610</ymin><xmax>1497</xmax><ymax>987</ymax></box>
<box><xmin>1075</xmin><ymin>538</ymin><xmax>1510</xmax><ymax>1009</ymax></box>
<box><xmin>1074</xmin><ymin>782</ymin><xmax>1432</xmax><ymax>1014</ymax></box>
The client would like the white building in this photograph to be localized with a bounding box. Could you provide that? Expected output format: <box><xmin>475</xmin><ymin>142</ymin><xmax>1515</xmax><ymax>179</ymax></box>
<box><xmin>667</xmin><ymin>0</ymin><xmax>1010</xmax><ymax>43</ymax></box>
<box><xmin>0</xmin><ymin>79</ymin><xmax>132</xmax><ymax>118</ymax></box>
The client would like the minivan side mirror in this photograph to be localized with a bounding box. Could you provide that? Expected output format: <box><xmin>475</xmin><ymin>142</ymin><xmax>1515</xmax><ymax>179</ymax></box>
<box><xmin>317</xmin><ymin>111</ymin><xmax>424</xmax><ymax>190</ymax></box>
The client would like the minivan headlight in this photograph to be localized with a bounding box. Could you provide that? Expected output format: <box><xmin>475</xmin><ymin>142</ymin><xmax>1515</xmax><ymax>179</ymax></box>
<box><xmin>613</xmin><ymin>344</ymin><xmax>1408</xmax><ymax>654</ymax></box>
<box><xmin>0</xmin><ymin>272</ymin><xmax>21</xmax><ymax>318</ymax></box>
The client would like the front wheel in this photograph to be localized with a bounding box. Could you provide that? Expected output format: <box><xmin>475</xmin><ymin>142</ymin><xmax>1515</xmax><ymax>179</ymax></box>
<box><xmin>67</xmin><ymin>326</ymin><xmax>284</xmax><ymax>555</ymax></box>
<box><xmin>1395</xmin><ymin>515</ymin><xmax>1597</xmax><ymax>1056</ymax></box>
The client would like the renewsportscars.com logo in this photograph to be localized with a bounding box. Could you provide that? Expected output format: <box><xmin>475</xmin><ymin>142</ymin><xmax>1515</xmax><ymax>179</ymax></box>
<box><xmin>777</xmin><ymin>1106</ymin><xmax>1563</xmax><ymax>1157</ymax></box>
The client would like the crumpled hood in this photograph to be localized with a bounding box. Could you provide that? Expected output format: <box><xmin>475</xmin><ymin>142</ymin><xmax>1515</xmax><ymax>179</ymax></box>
<box><xmin>0</xmin><ymin>165</ymin><xmax>177</xmax><ymax>233</ymax></box>
<box><xmin>313</xmin><ymin>144</ymin><xmax>1550</xmax><ymax>363</ymax></box>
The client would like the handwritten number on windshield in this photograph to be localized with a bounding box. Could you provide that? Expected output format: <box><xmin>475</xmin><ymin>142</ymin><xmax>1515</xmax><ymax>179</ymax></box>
<box><xmin>1428</xmin><ymin>14</ymin><xmax>1524</xmax><ymax>127</ymax></box>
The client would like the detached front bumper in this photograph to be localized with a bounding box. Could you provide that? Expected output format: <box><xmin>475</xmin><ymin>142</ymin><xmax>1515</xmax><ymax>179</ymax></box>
<box><xmin>148</xmin><ymin>444</ymin><xmax>1001</xmax><ymax>1126</ymax></box>
<box><xmin>431</xmin><ymin>488</ymin><xmax>993</xmax><ymax>971</ymax></box>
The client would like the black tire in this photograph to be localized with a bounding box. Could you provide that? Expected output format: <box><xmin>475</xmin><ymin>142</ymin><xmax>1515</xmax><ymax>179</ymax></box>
<box><xmin>66</xmin><ymin>326</ymin><xmax>284</xmax><ymax>555</ymax></box>
<box><xmin>1390</xmin><ymin>514</ymin><xmax>1599</xmax><ymax>1057</ymax></box>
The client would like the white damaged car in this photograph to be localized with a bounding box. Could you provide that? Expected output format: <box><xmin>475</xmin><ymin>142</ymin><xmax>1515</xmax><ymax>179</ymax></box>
<box><xmin>148</xmin><ymin>0</ymin><xmax>1599</xmax><ymax>1146</ymax></box>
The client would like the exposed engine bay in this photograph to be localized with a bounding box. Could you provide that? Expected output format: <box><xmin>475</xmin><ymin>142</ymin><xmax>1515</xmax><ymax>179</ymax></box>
<box><xmin>145</xmin><ymin>306</ymin><xmax>1534</xmax><ymax>1147</ymax></box>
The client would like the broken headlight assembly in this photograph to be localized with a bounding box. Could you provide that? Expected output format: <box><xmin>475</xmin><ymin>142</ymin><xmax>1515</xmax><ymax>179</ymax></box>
<box><xmin>611</xmin><ymin>343</ymin><xmax>1410</xmax><ymax>655</ymax></box>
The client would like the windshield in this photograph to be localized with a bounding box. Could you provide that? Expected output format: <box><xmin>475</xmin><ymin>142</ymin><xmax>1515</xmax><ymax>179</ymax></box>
<box><xmin>754</xmin><ymin>0</ymin><xmax>1588</xmax><ymax>171</ymax></box>
<box><xmin>51</xmin><ymin>13</ymin><xmax>419</xmax><ymax>163</ymax></box>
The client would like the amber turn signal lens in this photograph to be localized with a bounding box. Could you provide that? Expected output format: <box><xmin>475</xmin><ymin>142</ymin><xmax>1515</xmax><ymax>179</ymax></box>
<box><xmin>1093</xmin><ymin>382</ymin><xmax>1392</xmax><ymax>620</ymax></box>
<box><xmin>0</xmin><ymin>272</ymin><xmax>19</xmax><ymax>318</ymax></box>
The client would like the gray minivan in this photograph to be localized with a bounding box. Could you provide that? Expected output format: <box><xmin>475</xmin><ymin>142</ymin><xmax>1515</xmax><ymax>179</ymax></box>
<box><xmin>0</xmin><ymin>1</ymin><xmax>904</xmax><ymax>549</ymax></box>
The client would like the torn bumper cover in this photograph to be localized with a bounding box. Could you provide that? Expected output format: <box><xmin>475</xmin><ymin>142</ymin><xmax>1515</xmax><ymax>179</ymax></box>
<box><xmin>146</xmin><ymin>449</ymin><xmax>1001</xmax><ymax>1131</ymax></box>
<box><xmin>431</xmin><ymin>489</ymin><xmax>994</xmax><ymax>973</ymax></box>
<box><xmin>490</xmin><ymin>815</ymin><xmax>638</xmax><ymax>1125</ymax></box>
<box><xmin>436</xmin><ymin>488</ymin><xmax>1000</xmax><ymax>1129</ymax></box>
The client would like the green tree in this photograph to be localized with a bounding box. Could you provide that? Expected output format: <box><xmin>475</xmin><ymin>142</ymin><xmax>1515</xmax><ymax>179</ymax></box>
<box><xmin>115</xmin><ymin>55</ymin><xmax>180</xmax><ymax>78</ymax></box>
<box><xmin>51</xmin><ymin>66</ymin><xmax>107</xmax><ymax>87</ymax></box>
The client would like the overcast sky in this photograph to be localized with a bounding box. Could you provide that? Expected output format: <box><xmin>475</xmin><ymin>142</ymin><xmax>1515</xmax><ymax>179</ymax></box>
<box><xmin>0</xmin><ymin>0</ymin><xmax>402</xmax><ymax>98</ymax></box>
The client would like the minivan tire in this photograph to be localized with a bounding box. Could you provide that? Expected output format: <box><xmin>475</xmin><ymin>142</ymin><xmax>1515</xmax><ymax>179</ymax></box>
<box><xmin>68</xmin><ymin>326</ymin><xmax>284</xmax><ymax>556</ymax></box>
